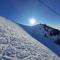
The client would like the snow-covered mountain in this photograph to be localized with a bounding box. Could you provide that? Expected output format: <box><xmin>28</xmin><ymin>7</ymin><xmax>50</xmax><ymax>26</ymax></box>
<box><xmin>0</xmin><ymin>16</ymin><xmax>60</xmax><ymax>60</ymax></box>
<box><xmin>19</xmin><ymin>23</ymin><xmax>60</xmax><ymax>56</ymax></box>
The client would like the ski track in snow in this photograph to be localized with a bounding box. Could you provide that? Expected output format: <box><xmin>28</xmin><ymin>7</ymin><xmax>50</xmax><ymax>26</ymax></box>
<box><xmin>0</xmin><ymin>16</ymin><xmax>60</xmax><ymax>60</ymax></box>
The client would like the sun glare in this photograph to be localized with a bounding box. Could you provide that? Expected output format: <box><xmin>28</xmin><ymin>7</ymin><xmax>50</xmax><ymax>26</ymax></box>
<box><xmin>29</xmin><ymin>18</ymin><xmax>36</xmax><ymax>26</ymax></box>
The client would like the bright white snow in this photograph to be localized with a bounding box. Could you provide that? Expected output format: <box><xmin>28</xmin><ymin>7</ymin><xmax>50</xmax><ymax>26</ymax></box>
<box><xmin>0</xmin><ymin>16</ymin><xmax>60</xmax><ymax>60</ymax></box>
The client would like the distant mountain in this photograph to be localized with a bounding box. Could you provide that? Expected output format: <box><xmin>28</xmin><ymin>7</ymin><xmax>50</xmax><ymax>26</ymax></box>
<box><xmin>19</xmin><ymin>23</ymin><xmax>60</xmax><ymax>56</ymax></box>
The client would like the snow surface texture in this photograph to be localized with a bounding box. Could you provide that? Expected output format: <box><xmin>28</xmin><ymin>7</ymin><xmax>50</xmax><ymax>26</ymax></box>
<box><xmin>0</xmin><ymin>16</ymin><xmax>60</xmax><ymax>60</ymax></box>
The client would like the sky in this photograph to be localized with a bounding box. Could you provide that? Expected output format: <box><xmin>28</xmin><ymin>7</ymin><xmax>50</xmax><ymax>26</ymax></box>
<box><xmin>0</xmin><ymin>0</ymin><xmax>60</xmax><ymax>29</ymax></box>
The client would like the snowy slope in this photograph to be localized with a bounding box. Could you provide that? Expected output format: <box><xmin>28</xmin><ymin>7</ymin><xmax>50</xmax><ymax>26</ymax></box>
<box><xmin>19</xmin><ymin>24</ymin><xmax>60</xmax><ymax>56</ymax></box>
<box><xmin>0</xmin><ymin>16</ymin><xmax>60</xmax><ymax>60</ymax></box>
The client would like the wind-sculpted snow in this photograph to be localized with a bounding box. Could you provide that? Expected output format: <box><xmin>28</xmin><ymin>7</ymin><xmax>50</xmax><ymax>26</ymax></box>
<box><xmin>0</xmin><ymin>17</ymin><xmax>60</xmax><ymax>60</ymax></box>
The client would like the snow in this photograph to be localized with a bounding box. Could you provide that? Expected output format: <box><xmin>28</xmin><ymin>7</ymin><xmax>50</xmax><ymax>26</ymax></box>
<box><xmin>20</xmin><ymin>24</ymin><xmax>60</xmax><ymax>56</ymax></box>
<box><xmin>0</xmin><ymin>16</ymin><xmax>60</xmax><ymax>60</ymax></box>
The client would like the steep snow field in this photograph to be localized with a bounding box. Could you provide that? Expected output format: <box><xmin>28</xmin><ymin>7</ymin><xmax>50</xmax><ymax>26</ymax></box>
<box><xmin>0</xmin><ymin>16</ymin><xmax>60</xmax><ymax>60</ymax></box>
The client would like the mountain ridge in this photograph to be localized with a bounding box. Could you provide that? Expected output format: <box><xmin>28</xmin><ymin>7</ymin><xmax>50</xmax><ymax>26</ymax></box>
<box><xmin>18</xmin><ymin>23</ymin><xmax>60</xmax><ymax>56</ymax></box>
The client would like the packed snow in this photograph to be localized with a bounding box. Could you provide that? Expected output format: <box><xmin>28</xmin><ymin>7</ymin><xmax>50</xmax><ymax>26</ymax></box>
<box><xmin>0</xmin><ymin>16</ymin><xmax>60</xmax><ymax>60</ymax></box>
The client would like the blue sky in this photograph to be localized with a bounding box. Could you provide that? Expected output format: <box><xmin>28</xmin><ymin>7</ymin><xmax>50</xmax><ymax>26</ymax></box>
<box><xmin>0</xmin><ymin>0</ymin><xmax>60</xmax><ymax>29</ymax></box>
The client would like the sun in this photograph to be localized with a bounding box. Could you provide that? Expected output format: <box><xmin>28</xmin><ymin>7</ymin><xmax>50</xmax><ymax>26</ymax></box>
<box><xmin>29</xmin><ymin>18</ymin><xmax>36</xmax><ymax>26</ymax></box>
